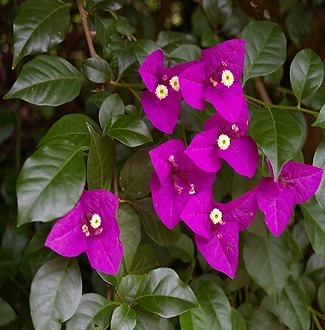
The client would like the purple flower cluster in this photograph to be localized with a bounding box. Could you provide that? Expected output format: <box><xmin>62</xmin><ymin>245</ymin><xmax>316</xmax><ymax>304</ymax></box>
<box><xmin>142</xmin><ymin>40</ymin><xmax>324</xmax><ymax>278</ymax></box>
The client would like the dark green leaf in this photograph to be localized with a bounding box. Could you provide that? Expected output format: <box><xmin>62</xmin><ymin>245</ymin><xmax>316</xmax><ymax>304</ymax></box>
<box><xmin>248</xmin><ymin>310</ymin><xmax>285</xmax><ymax>330</ymax></box>
<box><xmin>305</xmin><ymin>253</ymin><xmax>325</xmax><ymax>283</ymax></box>
<box><xmin>180</xmin><ymin>305</ymin><xmax>209</xmax><ymax>330</ymax></box>
<box><xmin>201</xmin><ymin>0</ymin><xmax>232</xmax><ymax>29</ymax></box>
<box><xmin>117</xmin><ymin>204</ymin><xmax>141</xmax><ymax>272</ymax></box>
<box><xmin>91</xmin><ymin>0</ymin><xmax>124</xmax><ymax>12</ymax></box>
<box><xmin>250</xmin><ymin>107</ymin><xmax>302</xmax><ymax>179</ymax></box>
<box><xmin>156</xmin><ymin>31</ymin><xmax>197</xmax><ymax>51</ymax></box>
<box><xmin>134</xmin><ymin>306</ymin><xmax>174</xmax><ymax>330</ymax></box>
<box><xmin>129</xmin><ymin>244</ymin><xmax>159</xmax><ymax>275</ymax></box>
<box><xmin>243</xmin><ymin>233</ymin><xmax>291</xmax><ymax>297</ymax></box>
<box><xmin>30</xmin><ymin>258</ymin><xmax>82</xmax><ymax>330</ymax></box>
<box><xmin>39</xmin><ymin>114</ymin><xmax>99</xmax><ymax>147</ymax></box>
<box><xmin>111</xmin><ymin>303</ymin><xmax>136</xmax><ymax>330</ymax></box>
<box><xmin>99</xmin><ymin>94</ymin><xmax>125</xmax><ymax>132</ymax></box>
<box><xmin>98</xmin><ymin>262</ymin><xmax>125</xmax><ymax>287</ymax></box>
<box><xmin>87</xmin><ymin>124</ymin><xmax>116</xmax><ymax>191</ymax></box>
<box><xmin>106</xmin><ymin>115</ymin><xmax>152</xmax><ymax>147</ymax></box>
<box><xmin>119</xmin><ymin>148</ymin><xmax>153</xmax><ymax>200</ymax></box>
<box><xmin>134</xmin><ymin>198</ymin><xmax>180</xmax><ymax>246</ymax></box>
<box><xmin>2</xmin><ymin>226</ymin><xmax>29</xmax><ymax>263</ymax></box>
<box><xmin>312</xmin><ymin>104</ymin><xmax>325</xmax><ymax>128</ymax></box>
<box><xmin>231</xmin><ymin>308</ymin><xmax>246</xmax><ymax>330</ymax></box>
<box><xmin>0</xmin><ymin>108</ymin><xmax>14</xmax><ymax>144</ymax></box>
<box><xmin>125</xmin><ymin>105</ymin><xmax>140</xmax><ymax>117</ymax></box>
<box><xmin>317</xmin><ymin>279</ymin><xmax>325</xmax><ymax>313</ymax></box>
<box><xmin>242</xmin><ymin>21</ymin><xmax>286</xmax><ymax>84</ymax></box>
<box><xmin>0</xmin><ymin>298</ymin><xmax>17</xmax><ymax>327</ymax></box>
<box><xmin>118</xmin><ymin>274</ymin><xmax>145</xmax><ymax>305</ymax></box>
<box><xmin>95</xmin><ymin>16</ymin><xmax>116</xmax><ymax>47</ymax></box>
<box><xmin>167</xmin><ymin>233</ymin><xmax>195</xmax><ymax>263</ymax></box>
<box><xmin>91</xmin><ymin>301</ymin><xmax>119</xmax><ymax>330</ymax></box>
<box><xmin>17</xmin><ymin>140</ymin><xmax>85</xmax><ymax>225</ymax></box>
<box><xmin>301</xmin><ymin>199</ymin><xmax>325</xmax><ymax>260</ymax></box>
<box><xmin>82</xmin><ymin>57</ymin><xmax>111</xmax><ymax>84</ymax></box>
<box><xmin>168</xmin><ymin>45</ymin><xmax>201</xmax><ymax>62</ymax></box>
<box><xmin>290</xmin><ymin>49</ymin><xmax>324</xmax><ymax>102</ymax></box>
<box><xmin>116</xmin><ymin>16</ymin><xmax>135</xmax><ymax>35</ymax></box>
<box><xmin>135</xmin><ymin>267</ymin><xmax>198</xmax><ymax>318</ymax></box>
<box><xmin>87</xmin><ymin>91</ymin><xmax>111</xmax><ymax>108</ymax></box>
<box><xmin>313</xmin><ymin>139</ymin><xmax>325</xmax><ymax>209</ymax></box>
<box><xmin>4</xmin><ymin>55</ymin><xmax>84</xmax><ymax>106</ymax></box>
<box><xmin>132</xmin><ymin>39</ymin><xmax>160</xmax><ymax>64</ymax></box>
<box><xmin>13</xmin><ymin>0</ymin><xmax>71</xmax><ymax>67</ymax></box>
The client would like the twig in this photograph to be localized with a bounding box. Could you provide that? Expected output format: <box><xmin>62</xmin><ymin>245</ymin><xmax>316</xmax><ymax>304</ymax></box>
<box><xmin>254</xmin><ymin>77</ymin><xmax>272</xmax><ymax>104</ymax></box>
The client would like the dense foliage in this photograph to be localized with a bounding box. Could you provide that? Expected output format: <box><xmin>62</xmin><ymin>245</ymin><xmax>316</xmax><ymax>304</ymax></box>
<box><xmin>1</xmin><ymin>0</ymin><xmax>325</xmax><ymax>329</ymax></box>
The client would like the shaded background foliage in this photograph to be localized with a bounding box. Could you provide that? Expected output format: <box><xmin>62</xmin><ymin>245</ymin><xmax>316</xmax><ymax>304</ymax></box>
<box><xmin>0</xmin><ymin>0</ymin><xmax>325</xmax><ymax>329</ymax></box>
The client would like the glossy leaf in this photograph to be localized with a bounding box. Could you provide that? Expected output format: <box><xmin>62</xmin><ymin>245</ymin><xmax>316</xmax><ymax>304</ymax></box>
<box><xmin>242</xmin><ymin>21</ymin><xmax>286</xmax><ymax>84</ymax></box>
<box><xmin>168</xmin><ymin>44</ymin><xmax>201</xmax><ymax>62</ymax></box>
<box><xmin>301</xmin><ymin>199</ymin><xmax>325</xmax><ymax>260</ymax></box>
<box><xmin>91</xmin><ymin>0</ymin><xmax>125</xmax><ymax>12</ymax></box>
<box><xmin>117</xmin><ymin>204</ymin><xmax>141</xmax><ymax>272</ymax></box>
<box><xmin>98</xmin><ymin>262</ymin><xmax>125</xmax><ymax>287</ymax></box>
<box><xmin>99</xmin><ymin>94</ymin><xmax>125</xmax><ymax>132</ymax></box>
<box><xmin>106</xmin><ymin>115</ymin><xmax>152</xmax><ymax>147</ymax></box>
<box><xmin>12</xmin><ymin>0</ymin><xmax>71</xmax><ymax>67</ymax></box>
<box><xmin>167</xmin><ymin>233</ymin><xmax>195</xmax><ymax>263</ymax></box>
<box><xmin>116</xmin><ymin>16</ymin><xmax>136</xmax><ymax>35</ymax></box>
<box><xmin>0</xmin><ymin>298</ymin><xmax>17</xmax><ymax>327</ymax></box>
<box><xmin>118</xmin><ymin>274</ymin><xmax>145</xmax><ymax>305</ymax></box>
<box><xmin>82</xmin><ymin>57</ymin><xmax>111</xmax><ymax>84</ymax></box>
<box><xmin>312</xmin><ymin>104</ymin><xmax>325</xmax><ymax>128</ymax></box>
<box><xmin>30</xmin><ymin>258</ymin><xmax>82</xmax><ymax>330</ymax></box>
<box><xmin>129</xmin><ymin>244</ymin><xmax>159</xmax><ymax>275</ymax></box>
<box><xmin>305</xmin><ymin>253</ymin><xmax>325</xmax><ymax>283</ymax></box>
<box><xmin>111</xmin><ymin>303</ymin><xmax>137</xmax><ymax>330</ymax></box>
<box><xmin>135</xmin><ymin>267</ymin><xmax>198</xmax><ymax>318</ymax></box>
<box><xmin>243</xmin><ymin>233</ymin><xmax>291</xmax><ymax>297</ymax></box>
<box><xmin>87</xmin><ymin>124</ymin><xmax>115</xmax><ymax>191</ymax></box>
<box><xmin>4</xmin><ymin>55</ymin><xmax>84</xmax><ymax>106</ymax></box>
<box><xmin>180</xmin><ymin>306</ymin><xmax>209</xmax><ymax>330</ymax></box>
<box><xmin>290</xmin><ymin>49</ymin><xmax>324</xmax><ymax>102</ymax></box>
<box><xmin>313</xmin><ymin>140</ymin><xmax>325</xmax><ymax>209</ymax></box>
<box><xmin>119</xmin><ymin>148</ymin><xmax>153</xmax><ymax>200</ymax></box>
<box><xmin>133</xmin><ymin>306</ymin><xmax>174</xmax><ymax>330</ymax></box>
<box><xmin>17</xmin><ymin>140</ymin><xmax>86</xmax><ymax>226</ymax></box>
<box><xmin>250</xmin><ymin>107</ymin><xmax>302</xmax><ymax>179</ymax></box>
<box><xmin>132</xmin><ymin>39</ymin><xmax>160</xmax><ymax>64</ymax></box>
<box><xmin>39</xmin><ymin>114</ymin><xmax>99</xmax><ymax>147</ymax></box>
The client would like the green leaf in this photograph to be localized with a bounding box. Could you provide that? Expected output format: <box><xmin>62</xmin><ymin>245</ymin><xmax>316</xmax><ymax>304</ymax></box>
<box><xmin>2</xmin><ymin>226</ymin><xmax>29</xmax><ymax>263</ymax></box>
<box><xmin>305</xmin><ymin>253</ymin><xmax>325</xmax><ymax>283</ymax></box>
<box><xmin>66</xmin><ymin>293</ymin><xmax>115</xmax><ymax>330</ymax></box>
<box><xmin>312</xmin><ymin>104</ymin><xmax>325</xmax><ymax>128</ymax></box>
<box><xmin>274</xmin><ymin>276</ymin><xmax>311</xmax><ymax>330</ymax></box>
<box><xmin>95</xmin><ymin>16</ymin><xmax>116</xmax><ymax>47</ymax></box>
<box><xmin>12</xmin><ymin>0</ymin><xmax>71</xmax><ymax>67</ymax></box>
<box><xmin>168</xmin><ymin>44</ymin><xmax>201</xmax><ymax>62</ymax></box>
<box><xmin>180</xmin><ymin>305</ymin><xmax>209</xmax><ymax>330</ymax></box>
<box><xmin>242</xmin><ymin>21</ymin><xmax>286</xmax><ymax>84</ymax></box>
<box><xmin>243</xmin><ymin>233</ymin><xmax>291</xmax><ymax>297</ymax></box>
<box><xmin>248</xmin><ymin>310</ymin><xmax>285</xmax><ymax>330</ymax></box>
<box><xmin>118</xmin><ymin>274</ymin><xmax>145</xmax><ymax>305</ymax></box>
<box><xmin>91</xmin><ymin>301</ymin><xmax>119</xmax><ymax>330</ymax></box>
<box><xmin>116</xmin><ymin>16</ymin><xmax>136</xmax><ymax>35</ymax></box>
<box><xmin>132</xmin><ymin>39</ymin><xmax>160</xmax><ymax>64</ymax></box>
<box><xmin>111</xmin><ymin>303</ymin><xmax>137</xmax><ymax>330</ymax></box>
<box><xmin>134</xmin><ymin>306</ymin><xmax>174</xmax><ymax>330</ymax></box>
<box><xmin>117</xmin><ymin>204</ymin><xmax>141</xmax><ymax>272</ymax></box>
<box><xmin>87</xmin><ymin>124</ymin><xmax>116</xmax><ymax>191</ymax></box>
<box><xmin>39</xmin><ymin>114</ymin><xmax>99</xmax><ymax>147</ymax></box>
<box><xmin>90</xmin><ymin>0</ymin><xmax>125</xmax><ymax>12</ymax></box>
<box><xmin>106</xmin><ymin>115</ymin><xmax>152</xmax><ymax>147</ymax></box>
<box><xmin>134</xmin><ymin>198</ymin><xmax>180</xmax><ymax>246</ymax></box>
<box><xmin>99</xmin><ymin>94</ymin><xmax>125</xmax><ymax>132</ymax></box>
<box><xmin>135</xmin><ymin>267</ymin><xmax>198</xmax><ymax>318</ymax></box>
<box><xmin>167</xmin><ymin>233</ymin><xmax>195</xmax><ymax>263</ymax></box>
<box><xmin>313</xmin><ymin>139</ymin><xmax>325</xmax><ymax>209</ymax></box>
<box><xmin>231</xmin><ymin>308</ymin><xmax>246</xmax><ymax>330</ymax></box>
<box><xmin>119</xmin><ymin>148</ymin><xmax>153</xmax><ymax>200</ymax></box>
<box><xmin>87</xmin><ymin>91</ymin><xmax>111</xmax><ymax>108</ymax></box>
<box><xmin>249</xmin><ymin>107</ymin><xmax>302</xmax><ymax>179</ymax></box>
<box><xmin>0</xmin><ymin>108</ymin><xmax>14</xmax><ymax>144</ymax></box>
<box><xmin>190</xmin><ymin>276</ymin><xmax>232</xmax><ymax>330</ymax></box>
<box><xmin>129</xmin><ymin>244</ymin><xmax>159</xmax><ymax>275</ymax></box>
<box><xmin>290</xmin><ymin>49</ymin><xmax>324</xmax><ymax>103</ymax></box>
<box><xmin>0</xmin><ymin>298</ymin><xmax>17</xmax><ymax>327</ymax></box>
<box><xmin>82</xmin><ymin>57</ymin><xmax>111</xmax><ymax>84</ymax></box>
<box><xmin>17</xmin><ymin>140</ymin><xmax>85</xmax><ymax>226</ymax></box>
<box><xmin>317</xmin><ymin>279</ymin><xmax>325</xmax><ymax>313</ymax></box>
<box><xmin>4</xmin><ymin>55</ymin><xmax>84</xmax><ymax>106</ymax></box>
<box><xmin>301</xmin><ymin>199</ymin><xmax>325</xmax><ymax>260</ymax></box>
<box><xmin>30</xmin><ymin>258</ymin><xmax>82</xmax><ymax>330</ymax></box>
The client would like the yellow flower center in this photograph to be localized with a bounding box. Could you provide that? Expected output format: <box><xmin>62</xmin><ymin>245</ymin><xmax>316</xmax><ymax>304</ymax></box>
<box><xmin>155</xmin><ymin>84</ymin><xmax>168</xmax><ymax>100</ymax></box>
<box><xmin>90</xmin><ymin>214</ymin><xmax>102</xmax><ymax>229</ymax></box>
<box><xmin>217</xmin><ymin>134</ymin><xmax>231</xmax><ymax>150</ymax></box>
<box><xmin>221</xmin><ymin>69</ymin><xmax>234</xmax><ymax>87</ymax></box>
<box><xmin>169</xmin><ymin>76</ymin><xmax>180</xmax><ymax>91</ymax></box>
<box><xmin>209</xmin><ymin>208</ymin><xmax>223</xmax><ymax>225</ymax></box>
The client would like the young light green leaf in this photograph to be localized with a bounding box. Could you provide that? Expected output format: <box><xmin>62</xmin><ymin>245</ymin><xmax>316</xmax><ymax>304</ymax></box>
<box><xmin>0</xmin><ymin>298</ymin><xmax>17</xmax><ymax>327</ymax></box>
<box><xmin>249</xmin><ymin>107</ymin><xmax>302</xmax><ymax>179</ymax></box>
<box><xmin>111</xmin><ymin>303</ymin><xmax>137</xmax><ymax>330</ymax></box>
<box><xmin>82</xmin><ymin>57</ymin><xmax>111</xmax><ymax>84</ymax></box>
<box><xmin>312</xmin><ymin>104</ymin><xmax>325</xmax><ymax>128</ymax></box>
<box><xmin>290</xmin><ymin>49</ymin><xmax>324</xmax><ymax>103</ymax></box>
<box><xmin>87</xmin><ymin>124</ymin><xmax>116</xmax><ymax>191</ymax></box>
<box><xmin>243</xmin><ymin>233</ymin><xmax>291</xmax><ymax>297</ymax></box>
<box><xmin>12</xmin><ymin>0</ymin><xmax>71</xmax><ymax>67</ymax></box>
<box><xmin>17</xmin><ymin>140</ymin><xmax>85</xmax><ymax>226</ymax></box>
<box><xmin>99</xmin><ymin>94</ymin><xmax>125</xmax><ymax>132</ymax></box>
<box><xmin>313</xmin><ymin>139</ymin><xmax>325</xmax><ymax>209</ymax></box>
<box><xmin>242</xmin><ymin>21</ymin><xmax>286</xmax><ymax>84</ymax></box>
<box><xmin>135</xmin><ymin>267</ymin><xmax>198</xmax><ymax>318</ymax></box>
<box><xmin>30</xmin><ymin>258</ymin><xmax>82</xmax><ymax>330</ymax></box>
<box><xmin>4</xmin><ymin>55</ymin><xmax>84</xmax><ymax>106</ymax></box>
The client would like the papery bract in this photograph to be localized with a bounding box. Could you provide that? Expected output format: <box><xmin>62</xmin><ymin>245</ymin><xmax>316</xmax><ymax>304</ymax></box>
<box><xmin>181</xmin><ymin>188</ymin><xmax>258</xmax><ymax>278</ymax></box>
<box><xmin>185</xmin><ymin>103</ymin><xmax>258</xmax><ymax>178</ymax></box>
<box><xmin>179</xmin><ymin>39</ymin><xmax>245</xmax><ymax>123</ymax></box>
<box><xmin>257</xmin><ymin>161</ymin><xmax>324</xmax><ymax>236</ymax></box>
<box><xmin>45</xmin><ymin>190</ymin><xmax>123</xmax><ymax>274</ymax></box>
<box><xmin>139</xmin><ymin>49</ymin><xmax>194</xmax><ymax>134</ymax></box>
<box><xmin>149</xmin><ymin>140</ymin><xmax>215</xmax><ymax>230</ymax></box>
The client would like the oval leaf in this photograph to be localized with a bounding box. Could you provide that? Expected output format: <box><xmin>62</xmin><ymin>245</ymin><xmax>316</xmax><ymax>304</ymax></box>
<box><xmin>135</xmin><ymin>267</ymin><xmax>198</xmax><ymax>318</ymax></box>
<box><xmin>13</xmin><ymin>0</ymin><xmax>71</xmax><ymax>67</ymax></box>
<box><xmin>17</xmin><ymin>140</ymin><xmax>86</xmax><ymax>226</ymax></box>
<box><xmin>111</xmin><ymin>303</ymin><xmax>137</xmax><ymax>330</ymax></box>
<box><xmin>242</xmin><ymin>21</ymin><xmax>286</xmax><ymax>84</ymax></box>
<box><xmin>99</xmin><ymin>94</ymin><xmax>125</xmax><ymax>132</ymax></box>
<box><xmin>4</xmin><ymin>55</ymin><xmax>84</xmax><ymax>106</ymax></box>
<box><xmin>82</xmin><ymin>57</ymin><xmax>111</xmax><ymax>84</ymax></box>
<box><xmin>30</xmin><ymin>257</ymin><xmax>82</xmax><ymax>330</ymax></box>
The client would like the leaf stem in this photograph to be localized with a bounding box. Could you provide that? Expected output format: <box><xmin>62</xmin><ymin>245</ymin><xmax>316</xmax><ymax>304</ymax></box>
<box><xmin>245</xmin><ymin>95</ymin><xmax>319</xmax><ymax>117</ymax></box>
<box><xmin>185</xmin><ymin>260</ymin><xmax>195</xmax><ymax>284</ymax></box>
<box><xmin>76</xmin><ymin>0</ymin><xmax>98</xmax><ymax>58</ymax></box>
<box><xmin>312</xmin><ymin>313</ymin><xmax>323</xmax><ymax>330</ymax></box>
<box><xmin>110</xmin><ymin>81</ymin><xmax>143</xmax><ymax>88</ymax></box>
<box><xmin>309</xmin><ymin>306</ymin><xmax>325</xmax><ymax>321</ymax></box>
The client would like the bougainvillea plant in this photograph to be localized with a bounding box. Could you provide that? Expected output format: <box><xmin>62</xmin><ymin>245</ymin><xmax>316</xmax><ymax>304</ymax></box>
<box><xmin>1</xmin><ymin>1</ymin><xmax>325</xmax><ymax>329</ymax></box>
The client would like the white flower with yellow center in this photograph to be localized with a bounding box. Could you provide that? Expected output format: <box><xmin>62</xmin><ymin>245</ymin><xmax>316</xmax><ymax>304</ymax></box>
<box><xmin>155</xmin><ymin>84</ymin><xmax>168</xmax><ymax>100</ymax></box>
<box><xmin>90</xmin><ymin>213</ymin><xmax>102</xmax><ymax>229</ymax></box>
<box><xmin>169</xmin><ymin>76</ymin><xmax>180</xmax><ymax>91</ymax></box>
<box><xmin>217</xmin><ymin>134</ymin><xmax>231</xmax><ymax>150</ymax></box>
<box><xmin>221</xmin><ymin>69</ymin><xmax>234</xmax><ymax>87</ymax></box>
<box><xmin>209</xmin><ymin>208</ymin><xmax>223</xmax><ymax>225</ymax></box>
